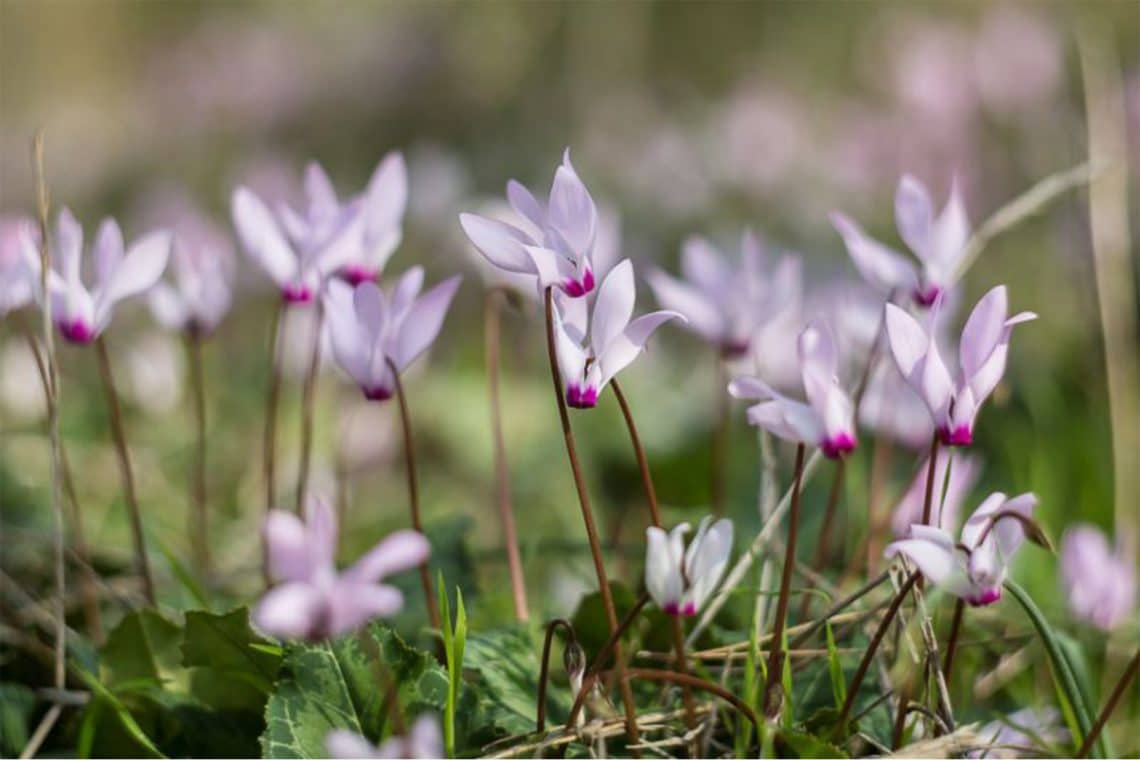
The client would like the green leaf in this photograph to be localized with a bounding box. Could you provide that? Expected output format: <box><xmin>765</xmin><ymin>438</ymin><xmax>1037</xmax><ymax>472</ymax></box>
<box><xmin>182</xmin><ymin>607</ymin><xmax>282</xmax><ymax>708</ymax></box>
<box><xmin>570</xmin><ymin>582</ymin><xmax>637</xmax><ymax>661</ymax></box>
<box><xmin>775</xmin><ymin>728</ymin><xmax>849</xmax><ymax>758</ymax></box>
<box><xmin>260</xmin><ymin>623</ymin><xmax>445</xmax><ymax>758</ymax></box>
<box><xmin>825</xmin><ymin>622</ymin><xmax>846</xmax><ymax>709</ymax></box>
<box><xmin>100</xmin><ymin>610</ymin><xmax>185</xmax><ymax>691</ymax></box>
<box><xmin>74</xmin><ymin>666</ymin><xmax>166</xmax><ymax>758</ymax></box>
<box><xmin>463</xmin><ymin>626</ymin><xmax>559</xmax><ymax>740</ymax></box>
<box><xmin>0</xmin><ymin>683</ymin><xmax>35</xmax><ymax>757</ymax></box>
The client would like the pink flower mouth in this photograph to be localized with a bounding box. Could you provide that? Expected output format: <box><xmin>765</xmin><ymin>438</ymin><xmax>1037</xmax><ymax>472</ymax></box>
<box><xmin>363</xmin><ymin>385</ymin><xmax>393</xmax><ymax>402</ymax></box>
<box><xmin>561</xmin><ymin>269</ymin><xmax>595</xmax><ymax>298</ymax></box>
<box><xmin>566</xmin><ymin>384</ymin><xmax>598</xmax><ymax>409</ymax></box>
<box><xmin>721</xmin><ymin>339</ymin><xmax>751</xmax><ymax>358</ymax></box>
<box><xmin>58</xmin><ymin>319</ymin><xmax>95</xmax><ymax>344</ymax></box>
<box><xmin>663</xmin><ymin>601</ymin><xmax>698</xmax><ymax>617</ymax></box>
<box><xmin>821</xmin><ymin>432</ymin><xmax>857</xmax><ymax>459</ymax></box>
<box><xmin>282</xmin><ymin>284</ymin><xmax>314</xmax><ymax>304</ymax></box>
<box><xmin>340</xmin><ymin>266</ymin><xmax>377</xmax><ymax>286</ymax></box>
<box><xmin>939</xmin><ymin>425</ymin><xmax>973</xmax><ymax>447</ymax></box>
<box><xmin>913</xmin><ymin>284</ymin><xmax>941</xmax><ymax>307</ymax></box>
<box><xmin>967</xmin><ymin>587</ymin><xmax>1002</xmax><ymax>607</ymax></box>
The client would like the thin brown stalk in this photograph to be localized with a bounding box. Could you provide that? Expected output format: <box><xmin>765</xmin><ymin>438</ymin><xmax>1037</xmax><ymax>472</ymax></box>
<box><xmin>942</xmin><ymin>598</ymin><xmax>965</xmax><ymax>680</ymax></box>
<box><xmin>262</xmin><ymin>298</ymin><xmax>285</xmax><ymax>586</ymax></box>
<box><xmin>892</xmin><ymin>679</ymin><xmax>912</xmax><ymax>750</ymax></box>
<box><xmin>762</xmin><ymin>443</ymin><xmax>806</xmax><ymax>719</ymax></box>
<box><xmin>31</xmin><ymin>132</ymin><xmax>67</xmax><ymax>699</ymax></box>
<box><xmin>295</xmin><ymin>301</ymin><xmax>325</xmax><ymax>513</ymax></box>
<box><xmin>610</xmin><ymin>377</ymin><xmax>695</xmax><ymax>729</ymax></box>
<box><xmin>835</xmin><ymin>570</ymin><xmax>920</xmax><ymax>734</ymax></box>
<box><xmin>1077</xmin><ymin>647</ymin><xmax>1140</xmax><ymax>758</ymax></box>
<box><xmin>536</xmin><ymin>618</ymin><xmax>576</xmax><ymax>732</ymax></box>
<box><xmin>184</xmin><ymin>331</ymin><xmax>210</xmax><ymax>576</ymax></box>
<box><xmin>624</xmin><ymin>668</ymin><xmax>760</xmax><ymax>739</ymax></box>
<box><xmin>388</xmin><ymin>359</ymin><xmax>441</xmax><ymax>631</ymax></box>
<box><xmin>94</xmin><ymin>337</ymin><xmax>156</xmax><ymax>605</ymax></box>
<box><xmin>920</xmin><ymin>434</ymin><xmax>940</xmax><ymax>527</ymax></box>
<box><xmin>484</xmin><ymin>289</ymin><xmax>528</xmax><ymax>622</ymax></box>
<box><xmin>542</xmin><ymin>286</ymin><xmax>639</xmax><ymax>751</ymax></box>
<box><xmin>711</xmin><ymin>356</ymin><xmax>729</xmax><ymax>515</ymax></box>
<box><xmin>810</xmin><ymin>459</ymin><xmax>845</xmax><ymax>573</ymax></box>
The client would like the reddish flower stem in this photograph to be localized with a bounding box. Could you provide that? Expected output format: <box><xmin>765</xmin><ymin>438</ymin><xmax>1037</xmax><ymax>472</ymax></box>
<box><xmin>1077</xmin><ymin>647</ymin><xmax>1140</xmax><ymax>758</ymax></box>
<box><xmin>184</xmin><ymin>331</ymin><xmax>210</xmax><ymax>576</ymax></box>
<box><xmin>536</xmin><ymin>618</ymin><xmax>576</xmax><ymax>732</ymax></box>
<box><xmin>942</xmin><ymin>598</ymin><xmax>965</xmax><ymax>680</ymax></box>
<box><xmin>94</xmin><ymin>337</ymin><xmax>156</xmax><ymax>605</ymax></box>
<box><xmin>763</xmin><ymin>443</ymin><xmax>806</xmax><ymax>719</ymax></box>
<box><xmin>542</xmin><ymin>287</ymin><xmax>640</xmax><ymax>752</ymax></box>
<box><xmin>388</xmin><ymin>359</ymin><xmax>441</xmax><ymax>632</ymax></box>
<box><xmin>261</xmin><ymin>299</ymin><xmax>285</xmax><ymax>587</ymax></box>
<box><xmin>711</xmin><ymin>356</ymin><xmax>730</xmax><ymax>516</ymax></box>
<box><xmin>484</xmin><ymin>289</ymin><xmax>528</xmax><ymax>622</ymax></box>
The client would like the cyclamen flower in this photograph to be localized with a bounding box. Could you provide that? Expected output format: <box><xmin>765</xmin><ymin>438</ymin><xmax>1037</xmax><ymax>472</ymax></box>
<box><xmin>647</xmin><ymin>230</ymin><xmax>801</xmax><ymax>358</ymax></box>
<box><xmin>645</xmin><ymin>516</ymin><xmax>733</xmax><ymax>616</ymax></box>
<box><xmin>31</xmin><ymin>208</ymin><xmax>171</xmax><ymax>344</ymax></box>
<box><xmin>324</xmin><ymin>269</ymin><xmax>461</xmax><ymax>401</ymax></box>
<box><xmin>832</xmin><ymin>174</ymin><xmax>970</xmax><ymax>306</ymax></box>
<box><xmin>232</xmin><ymin>161</ymin><xmax>367</xmax><ymax>303</ymax></box>
<box><xmin>148</xmin><ymin>218</ymin><xmax>235</xmax><ymax>337</ymax></box>
<box><xmin>891</xmin><ymin>449</ymin><xmax>982</xmax><ymax>536</ymax></box>
<box><xmin>255</xmin><ymin>495</ymin><xmax>430</xmax><ymax>640</ymax></box>
<box><xmin>885</xmin><ymin>285</ymin><xmax>1036</xmax><ymax>446</ymax></box>
<box><xmin>1</xmin><ymin>216</ymin><xmax>37</xmax><ymax>317</ymax></box>
<box><xmin>728</xmin><ymin>321</ymin><xmax>857</xmax><ymax>458</ymax></box>
<box><xmin>885</xmin><ymin>491</ymin><xmax>1038</xmax><ymax>606</ymax></box>
<box><xmin>1060</xmin><ymin>524</ymin><xmax>1136</xmax><ymax>631</ymax></box>
<box><xmin>459</xmin><ymin>149</ymin><xmax>599</xmax><ymax>298</ymax></box>
<box><xmin>551</xmin><ymin>259</ymin><xmax>682</xmax><ymax>408</ymax></box>
<box><xmin>326</xmin><ymin>715</ymin><xmax>442</xmax><ymax>759</ymax></box>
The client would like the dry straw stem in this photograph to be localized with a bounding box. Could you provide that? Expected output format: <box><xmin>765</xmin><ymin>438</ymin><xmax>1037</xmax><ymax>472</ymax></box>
<box><xmin>31</xmin><ymin>132</ymin><xmax>67</xmax><ymax>694</ymax></box>
<box><xmin>295</xmin><ymin>301</ymin><xmax>325</xmax><ymax>514</ymax></box>
<box><xmin>1079</xmin><ymin>25</ymin><xmax>1139</xmax><ymax>557</ymax></box>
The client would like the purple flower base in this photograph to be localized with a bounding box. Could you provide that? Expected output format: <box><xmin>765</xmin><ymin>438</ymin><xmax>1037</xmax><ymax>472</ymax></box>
<box><xmin>561</xmin><ymin>269</ymin><xmax>595</xmax><ymax>298</ymax></box>
<box><xmin>59</xmin><ymin>319</ymin><xmax>95</xmax><ymax>344</ymax></box>
<box><xmin>282</xmin><ymin>284</ymin><xmax>314</xmax><ymax>304</ymax></box>
<box><xmin>566</xmin><ymin>384</ymin><xmax>598</xmax><ymax>409</ymax></box>
<box><xmin>939</xmin><ymin>425</ymin><xmax>973</xmax><ymax>447</ymax></box>
<box><xmin>821</xmin><ymin>432</ymin><xmax>857</xmax><ymax>459</ymax></box>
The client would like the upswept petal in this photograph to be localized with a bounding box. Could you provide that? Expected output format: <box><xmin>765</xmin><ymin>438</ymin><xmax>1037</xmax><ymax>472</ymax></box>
<box><xmin>727</xmin><ymin>376</ymin><xmax>774</xmax><ymax>401</ymax></box>
<box><xmin>93</xmin><ymin>218</ymin><xmax>125</xmax><ymax>289</ymax></box>
<box><xmin>960</xmin><ymin>285</ymin><xmax>1008</xmax><ymax>380</ymax></box>
<box><xmin>931</xmin><ymin>178</ymin><xmax>970</xmax><ymax>273</ymax></box>
<box><xmin>884</xmin><ymin>533</ymin><xmax>973</xmax><ymax>599</ymax></box>
<box><xmin>233</xmin><ymin>187</ymin><xmax>298</xmax><ymax>286</ymax></box>
<box><xmin>595</xmin><ymin>310</ymin><xmax>682</xmax><ymax>389</ymax></box>
<box><xmin>646</xmin><ymin>269</ymin><xmax>723</xmax><ymax>343</ymax></box>
<box><xmin>590</xmin><ymin>259</ymin><xmax>635</xmax><ymax>356</ymax></box>
<box><xmin>326</xmin><ymin>729</ymin><xmax>381</xmax><ymax>760</ymax></box>
<box><xmin>895</xmin><ymin>175</ymin><xmax>934</xmax><ymax>261</ymax></box>
<box><xmin>265</xmin><ymin>510</ymin><xmax>315</xmax><ymax>582</ymax></box>
<box><xmin>388</xmin><ymin>266</ymin><xmax>425</xmax><ymax>323</ymax></box>
<box><xmin>362</xmin><ymin>152</ymin><xmax>408</xmax><ymax>250</ymax></box>
<box><xmin>552</xmin><ymin>304</ymin><xmax>588</xmax><ymax>392</ymax></box>
<box><xmin>56</xmin><ymin>207</ymin><xmax>83</xmax><ymax>286</ymax></box>
<box><xmin>884</xmin><ymin>304</ymin><xmax>928</xmax><ymax>377</ymax></box>
<box><xmin>459</xmin><ymin>213</ymin><xmax>535</xmax><ymax>274</ymax></box>
<box><xmin>325</xmin><ymin>282</ymin><xmax>370</xmax><ymax>387</ymax></box>
<box><xmin>547</xmin><ymin>150</ymin><xmax>597</xmax><ymax>256</ymax></box>
<box><xmin>148</xmin><ymin>283</ymin><xmax>189</xmax><ymax>331</ymax></box>
<box><xmin>645</xmin><ymin>526</ymin><xmax>682</xmax><ymax>609</ymax></box>
<box><xmin>506</xmin><ymin>179</ymin><xmax>546</xmax><ymax>231</ymax></box>
<box><xmin>327</xmin><ymin>582</ymin><xmax>404</xmax><ymax>635</ymax></box>
<box><xmin>347</xmin><ymin>529</ymin><xmax>431</xmax><ymax>583</ymax></box>
<box><xmin>304</xmin><ymin>495</ymin><xmax>339</xmax><ymax>571</ymax></box>
<box><xmin>682</xmin><ymin>517</ymin><xmax>733</xmax><ymax>611</ymax></box>
<box><xmin>680</xmin><ymin>236</ymin><xmax>730</xmax><ymax>296</ymax></box>
<box><xmin>391</xmin><ymin>275</ymin><xmax>460</xmax><ymax>371</ymax></box>
<box><xmin>353</xmin><ymin>280</ymin><xmax>388</xmax><ymax>336</ymax></box>
<box><xmin>100</xmin><ymin>229</ymin><xmax>171</xmax><ymax>306</ymax></box>
<box><xmin>254</xmin><ymin>582</ymin><xmax>323</xmax><ymax>639</ymax></box>
<box><xmin>831</xmin><ymin>212</ymin><xmax>917</xmax><ymax>294</ymax></box>
<box><xmin>304</xmin><ymin>162</ymin><xmax>340</xmax><ymax>223</ymax></box>
<box><xmin>744</xmin><ymin>397</ymin><xmax>822</xmax><ymax>445</ymax></box>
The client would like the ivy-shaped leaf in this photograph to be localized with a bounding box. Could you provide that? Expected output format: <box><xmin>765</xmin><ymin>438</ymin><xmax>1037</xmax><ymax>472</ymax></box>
<box><xmin>100</xmin><ymin>610</ymin><xmax>185</xmax><ymax>692</ymax></box>
<box><xmin>260</xmin><ymin>623</ymin><xmax>445</xmax><ymax>759</ymax></box>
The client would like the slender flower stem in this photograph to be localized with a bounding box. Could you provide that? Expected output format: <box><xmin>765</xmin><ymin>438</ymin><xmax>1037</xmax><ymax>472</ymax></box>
<box><xmin>536</xmin><ymin>618</ymin><xmax>576</xmax><ymax>732</ymax></box>
<box><xmin>711</xmin><ymin>356</ymin><xmax>730</xmax><ymax>516</ymax></box>
<box><xmin>624</xmin><ymin>668</ymin><xmax>760</xmax><ymax>739</ymax></box>
<box><xmin>261</xmin><ymin>299</ymin><xmax>285</xmax><ymax>586</ymax></box>
<box><xmin>31</xmin><ymin>132</ymin><xmax>67</xmax><ymax>695</ymax></box>
<box><xmin>811</xmin><ymin>460</ymin><xmax>845</xmax><ymax>573</ymax></box>
<box><xmin>484</xmin><ymin>289</ymin><xmax>528</xmax><ymax>622</ymax></box>
<box><xmin>17</xmin><ymin>313</ymin><xmax>103</xmax><ymax>642</ymax></box>
<box><xmin>763</xmin><ymin>443</ymin><xmax>807</xmax><ymax>719</ymax></box>
<box><xmin>94</xmin><ymin>336</ymin><xmax>156</xmax><ymax>605</ymax></box>
<box><xmin>609</xmin><ymin>378</ymin><xmax>696</xmax><ymax>728</ymax></box>
<box><xmin>942</xmin><ymin>598</ymin><xmax>965</xmax><ymax>680</ymax></box>
<box><xmin>184</xmin><ymin>331</ymin><xmax>210</xmax><ymax>576</ymax></box>
<box><xmin>1077</xmin><ymin>648</ymin><xmax>1140</xmax><ymax>758</ymax></box>
<box><xmin>920</xmin><ymin>434</ymin><xmax>940</xmax><ymax>527</ymax></box>
<box><xmin>835</xmin><ymin>570</ymin><xmax>921</xmax><ymax>734</ymax></box>
<box><xmin>388</xmin><ymin>359</ymin><xmax>441</xmax><ymax>632</ymax></box>
<box><xmin>864</xmin><ymin>436</ymin><xmax>895</xmax><ymax>574</ymax></box>
<box><xmin>295</xmin><ymin>301</ymin><xmax>325</xmax><ymax>513</ymax></box>
<box><xmin>543</xmin><ymin>287</ymin><xmax>640</xmax><ymax>751</ymax></box>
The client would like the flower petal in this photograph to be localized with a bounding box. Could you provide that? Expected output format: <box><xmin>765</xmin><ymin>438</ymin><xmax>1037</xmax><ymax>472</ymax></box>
<box><xmin>546</xmin><ymin>149</ymin><xmax>597</xmax><ymax>257</ymax></box>
<box><xmin>254</xmin><ymin>582</ymin><xmax>323</xmax><ymax>639</ymax></box>
<box><xmin>884</xmin><ymin>533</ymin><xmax>973</xmax><ymax>599</ymax></box>
<box><xmin>595</xmin><ymin>310</ymin><xmax>682</xmax><ymax>389</ymax></box>
<box><xmin>645</xmin><ymin>526</ymin><xmax>682</xmax><ymax>610</ymax></box>
<box><xmin>328</xmin><ymin>582</ymin><xmax>404</xmax><ymax>635</ymax></box>
<box><xmin>362</xmin><ymin>152</ymin><xmax>408</xmax><ymax>269</ymax></box>
<box><xmin>93</xmin><ymin>218</ymin><xmax>124</xmax><ymax>289</ymax></box>
<box><xmin>391</xmin><ymin>275</ymin><xmax>460</xmax><ymax>371</ymax></box>
<box><xmin>645</xmin><ymin>268</ymin><xmax>724</xmax><ymax>344</ymax></box>
<box><xmin>265</xmin><ymin>510</ymin><xmax>314</xmax><ymax>582</ymax></box>
<box><xmin>326</xmin><ymin>729</ymin><xmax>380</xmax><ymax>760</ymax></box>
<box><xmin>506</xmin><ymin>179</ymin><xmax>546</xmax><ymax>231</ymax></box>
<box><xmin>591</xmin><ymin>259</ymin><xmax>636</xmax><ymax>356</ymax></box>
<box><xmin>960</xmin><ymin>285</ymin><xmax>1008</xmax><ymax>381</ymax></box>
<box><xmin>347</xmin><ymin>529</ymin><xmax>431</xmax><ymax>583</ymax></box>
<box><xmin>830</xmin><ymin>211</ymin><xmax>917</xmax><ymax>294</ymax></box>
<box><xmin>100</xmin><ymin>229</ymin><xmax>171</xmax><ymax>304</ymax></box>
<box><xmin>304</xmin><ymin>162</ymin><xmax>340</xmax><ymax>222</ymax></box>
<box><xmin>233</xmin><ymin>187</ymin><xmax>298</xmax><ymax>286</ymax></box>
<box><xmin>895</xmin><ymin>174</ymin><xmax>934</xmax><ymax>260</ymax></box>
<box><xmin>55</xmin><ymin>207</ymin><xmax>83</xmax><ymax>286</ymax></box>
<box><xmin>303</xmin><ymin>495</ymin><xmax>339</xmax><ymax>571</ymax></box>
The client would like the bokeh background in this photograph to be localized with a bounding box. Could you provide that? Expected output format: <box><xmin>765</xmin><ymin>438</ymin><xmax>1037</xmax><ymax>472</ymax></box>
<box><xmin>1</xmin><ymin>1</ymin><xmax>1138</xmax><ymax>749</ymax></box>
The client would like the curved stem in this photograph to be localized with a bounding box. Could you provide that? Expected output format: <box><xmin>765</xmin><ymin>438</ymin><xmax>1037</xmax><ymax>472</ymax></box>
<box><xmin>609</xmin><ymin>378</ymin><xmax>695</xmax><ymax>728</ymax></box>
<box><xmin>1078</xmin><ymin>648</ymin><xmax>1140</xmax><ymax>758</ymax></box>
<box><xmin>942</xmin><ymin>598</ymin><xmax>965</xmax><ymax>680</ymax></box>
<box><xmin>536</xmin><ymin>618</ymin><xmax>576</xmax><ymax>732</ymax></box>
<box><xmin>624</xmin><ymin>668</ymin><xmax>760</xmax><ymax>739</ymax></box>
<box><xmin>185</xmin><ymin>332</ymin><xmax>210</xmax><ymax>576</ymax></box>
<box><xmin>763</xmin><ymin>443</ymin><xmax>806</xmax><ymax>719</ymax></box>
<box><xmin>485</xmin><ymin>289</ymin><xmax>528</xmax><ymax>622</ymax></box>
<box><xmin>542</xmin><ymin>287</ymin><xmax>639</xmax><ymax>751</ymax></box>
<box><xmin>388</xmin><ymin>359</ymin><xmax>441</xmax><ymax>632</ymax></box>
<box><xmin>835</xmin><ymin>570</ymin><xmax>920</xmax><ymax>734</ymax></box>
<box><xmin>295</xmin><ymin>301</ymin><xmax>325</xmax><ymax>513</ymax></box>
<box><xmin>94</xmin><ymin>337</ymin><xmax>156</xmax><ymax>606</ymax></box>
<box><xmin>261</xmin><ymin>299</ymin><xmax>285</xmax><ymax>587</ymax></box>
